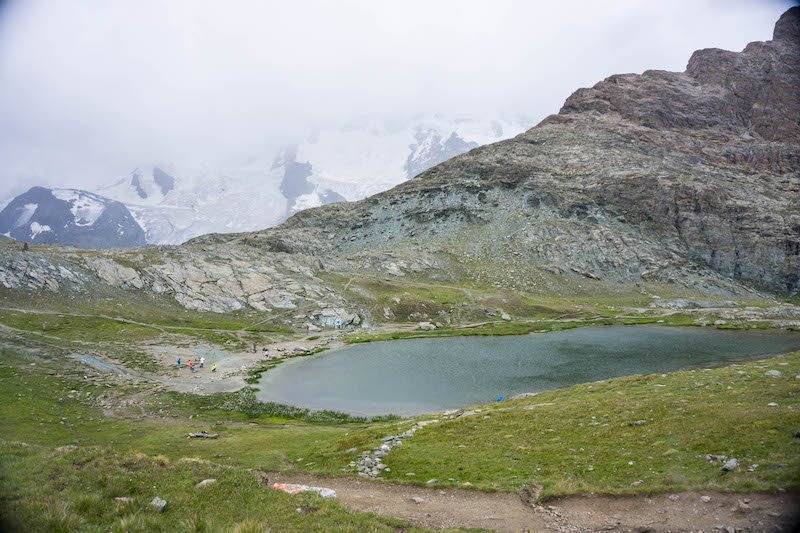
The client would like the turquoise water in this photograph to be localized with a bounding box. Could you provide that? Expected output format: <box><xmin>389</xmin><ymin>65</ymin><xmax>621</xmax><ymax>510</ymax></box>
<box><xmin>255</xmin><ymin>326</ymin><xmax>800</xmax><ymax>416</ymax></box>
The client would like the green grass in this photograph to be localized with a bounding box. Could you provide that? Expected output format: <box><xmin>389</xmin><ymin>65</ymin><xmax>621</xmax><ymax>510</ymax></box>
<box><xmin>0</xmin><ymin>310</ymin><xmax>161</xmax><ymax>343</ymax></box>
<box><xmin>0</xmin><ymin>286</ymin><xmax>293</xmax><ymax>335</ymax></box>
<box><xmin>377</xmin><ymin>352</ymin><xmax>800</xmax><ymax>499</ymax></box>
<box><xmin>344</xmin><ymin>314</ymin><xmax>703</xmax><ymax>344</ymax></box>
<box><xmin>0</xmin><ymin>443</ymin><xmax>418</xmax><ymax>533</ymax></box>
<box><xmin>0</xmin><ymin>308</ymin><xmax>294</xmax><ymax>369</ymax></box>
<box><xmin>2</xmin><ymin>324</ymin><xmax>799</xmax><ymax>529</ymax></box>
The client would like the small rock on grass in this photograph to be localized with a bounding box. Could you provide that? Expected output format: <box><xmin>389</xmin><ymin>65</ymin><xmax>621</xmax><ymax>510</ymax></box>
<box><xmin>196</xmin><ymin>478</ymin><xmax>217</xmax><ymax>489</ymax></box>
<box><xmin>722</xmin><ymin>458</ymin><xmax>739</xmax><ymax>472</ymax></box>
<box><xmin>150</xmin><ymin>496</ymin><xmax>167</xmax><ymax>512</ymax></box>
<box><xmin>114</xmin><ymin>497</ymin><xmax>133</xmax><ymax>504</ymax></box>
<box><xmin>426</xmin><ymin>479</ymin><xmax>438</xmax><ymax>485</ymax></box>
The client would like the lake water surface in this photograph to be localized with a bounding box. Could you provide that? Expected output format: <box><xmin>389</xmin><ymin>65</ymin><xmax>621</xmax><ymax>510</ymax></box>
<box><xmin>256</xmin><ymin>326</ymin><xmax>800</xmax><ymax>416</ymax></box>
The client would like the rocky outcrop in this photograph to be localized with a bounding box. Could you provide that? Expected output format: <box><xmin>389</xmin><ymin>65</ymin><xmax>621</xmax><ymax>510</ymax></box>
<box><xmin>0</xmin><ymin>239</ymin><xmax>362</xmax><ymax>317</ymax></box>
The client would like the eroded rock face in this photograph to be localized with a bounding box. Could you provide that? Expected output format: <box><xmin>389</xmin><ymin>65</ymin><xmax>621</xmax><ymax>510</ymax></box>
<box><xmin>216</xmin><ymin>8</ymin><xmax>799</xmax><ymax>297</ymax></box>
<box><xmin>0</xmin><ymin>241</ymin><xmax>352</xmax><ymax>315</ymax></box>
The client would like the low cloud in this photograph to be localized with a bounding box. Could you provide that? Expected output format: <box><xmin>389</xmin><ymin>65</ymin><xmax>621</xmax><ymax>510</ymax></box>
<box><xmin>0</xmin><ymin>0</ymin><xmax>792</xmax><ymax>199</ymax></box>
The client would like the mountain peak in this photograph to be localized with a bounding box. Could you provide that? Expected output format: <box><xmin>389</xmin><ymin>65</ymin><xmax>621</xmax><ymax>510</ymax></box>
<box><xmin>773</xmin><ymin>6</ymin><xmax>800</xmax><ymax>43</ymax></box>
<box><xmin>0</xmin><ymin>187</ymin><xmax>145</xmax><ymax>248</ymax></box>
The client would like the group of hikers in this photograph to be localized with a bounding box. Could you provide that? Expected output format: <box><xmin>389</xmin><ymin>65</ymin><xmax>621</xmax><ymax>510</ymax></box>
<box><xmin>176</xmin><ymin>356</ymin><xmax>216</xmax><ymax>373</ymax></box>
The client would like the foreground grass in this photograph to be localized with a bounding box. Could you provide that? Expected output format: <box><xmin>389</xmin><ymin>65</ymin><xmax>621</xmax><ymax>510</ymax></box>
<box><xmin>2</xmin><ymin>335</ymin><xmax>799</xmax><ymax>528</ymax></box>
<box><xmin>378</xmin><ymin>352</ymin><xmax>800</xmax><ymax>498</ymax></box>
<box><xmin>0</xmin><ymin>443</ymin><xmax>417</xmax><ymax>533</ymax></box>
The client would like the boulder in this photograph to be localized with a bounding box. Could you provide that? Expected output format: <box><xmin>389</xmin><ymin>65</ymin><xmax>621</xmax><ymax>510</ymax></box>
<box><xmin>150</xmin><ymin>496</ymin><xmax>167</xmax><ymax>512</ymax></box>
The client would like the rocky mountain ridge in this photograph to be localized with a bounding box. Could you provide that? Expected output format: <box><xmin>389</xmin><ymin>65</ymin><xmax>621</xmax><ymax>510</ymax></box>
<box><xmin>1</xmin><ymin>8</ymin><xmax>798</xmax><ymax>320</ymax></box>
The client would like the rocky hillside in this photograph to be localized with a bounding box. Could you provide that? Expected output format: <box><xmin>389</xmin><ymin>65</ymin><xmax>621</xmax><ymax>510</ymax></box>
<box><xmin>209</xmin><ymin>7</ymin><xmax>799</xmax><ymax>298</ymax></box>
<box><xmin>0</xmin><ymin>9</ymin><xmax>797</xmax><ymax>320</ymax></box>
<box><xmin>0</xmin><ymin>187</ymin><xmax>145</xmax><ymax>249</ymax></box>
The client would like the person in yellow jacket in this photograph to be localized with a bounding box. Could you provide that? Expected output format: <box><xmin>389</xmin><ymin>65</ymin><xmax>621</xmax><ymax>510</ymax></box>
<box><xmin>211</xmin><ymin>363</ymin><xmax>217</xmax><ymax>373</ymax></box>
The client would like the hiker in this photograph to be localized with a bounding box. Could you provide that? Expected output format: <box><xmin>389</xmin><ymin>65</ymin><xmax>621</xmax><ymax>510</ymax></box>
<box><xmin>177</xmin><ymin>356</ymin><xmax>181</xmax><ymax>367</ymax></box>
<box><xmin>211</xmin><ymin>363</ymin><xmax>217</xmax><ymax>373</ymax></box>
<box><xmin>199</xmin><ymin>356</ymin><xmax>205</xmax><ymax>368</ymax></box>
<box><xmin>188</xmin><ymin>359</ymin><xmax>195</xmax><ymax>373</ymax></box>
<box><xmin>253</xmin><ymin>342</ymin><xmax>257</xmax><ymax>353</ymax></box>
<box><xmin>496</xmin><ymin>395</ymin><xmax>504</xmax><ymax>402</ymax></box>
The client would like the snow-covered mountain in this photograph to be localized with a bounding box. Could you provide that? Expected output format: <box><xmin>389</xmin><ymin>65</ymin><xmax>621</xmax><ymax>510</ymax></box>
<box><xmin>0</xmin><ymin>187</ymin><xmax>145</xmax><ymax>248</ymax></box>
<box><xmin>97</xmin><ymin>114</ymin><xmax>532</xmax><ymax>244</ymax></box>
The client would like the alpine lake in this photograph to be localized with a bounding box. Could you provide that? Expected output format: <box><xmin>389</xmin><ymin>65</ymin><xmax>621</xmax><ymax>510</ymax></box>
<box><xmin>256</xmin><ymin>325</ymin><xmax>800</xmax><ymax>416</ymax></box>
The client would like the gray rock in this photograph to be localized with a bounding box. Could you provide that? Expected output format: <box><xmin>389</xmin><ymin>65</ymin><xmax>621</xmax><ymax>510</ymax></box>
<box><xmin>195</xmin><ymin>478</ymin><xmax>217</xmax><ymax>489</ymax></box>
<box><xmin>722</xmin><ymin>458</ymin><xmax>739</xmax><ymax>471</ymax></box>
<box><xmin>765</xmin><ymin>370</ymin><xmax>782</xmax><ymax>377</ymax></box>
<box><xmin>150</xmin><ymin>496</ymin><xmax>167</xmax><ymax>512</ymax></box>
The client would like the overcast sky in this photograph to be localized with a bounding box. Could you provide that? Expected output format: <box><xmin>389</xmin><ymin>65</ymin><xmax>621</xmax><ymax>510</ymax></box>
<box><xmin>0</xmin><ymin>0</ymin><xmax>794</xmax><ymax>201</ymax></box>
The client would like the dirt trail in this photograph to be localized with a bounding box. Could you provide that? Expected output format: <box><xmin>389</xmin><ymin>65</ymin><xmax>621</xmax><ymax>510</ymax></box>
<box><xmin>268</xmin><ymin>472</ymin><xmax>799</xmax><ymax>532</ymax></box>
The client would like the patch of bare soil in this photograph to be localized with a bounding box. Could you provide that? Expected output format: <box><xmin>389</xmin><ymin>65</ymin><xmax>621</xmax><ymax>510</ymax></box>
<box><xmin>141</xmin><ymin>332</ymin><xmax>346</xmax><ymax>394</ymax></box>
<box><xmin>267</xmin><ymin>472</ymin><xmax>799</xmax><ymax>532</ymax></box>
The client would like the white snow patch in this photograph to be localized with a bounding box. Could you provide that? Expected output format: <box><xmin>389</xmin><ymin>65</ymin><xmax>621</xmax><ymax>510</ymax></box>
<box><xmin>52</xmin><ymin>189</ymin><xmax>107</xmax><ymax>226</ymax></box>
<box><xmin>29</xmin><ymin>222</ymin><xmax>52</xmax><ymax>238</ymax></box>
<box><xmin>292</xmin><ymin>193</ymin><xmax>323</xmax><ymax>212</ymax></box>
<box><xmin>14</xmin><ymin>203</ymin><xmax>37</xmax><ymax>227</ymax></box>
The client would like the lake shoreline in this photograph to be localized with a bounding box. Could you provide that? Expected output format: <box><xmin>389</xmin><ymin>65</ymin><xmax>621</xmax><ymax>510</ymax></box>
<box><xmin>254</xmin><ymin>324</ymin><xmax>800</xmax><ymax>417</ymax></box>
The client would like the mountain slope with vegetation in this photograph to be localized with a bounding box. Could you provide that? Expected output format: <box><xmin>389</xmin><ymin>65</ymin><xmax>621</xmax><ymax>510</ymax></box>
<box><xmin>1</xmin><ymin>8</ymin><xmax>800</xmax><ymax>532</ymax></box>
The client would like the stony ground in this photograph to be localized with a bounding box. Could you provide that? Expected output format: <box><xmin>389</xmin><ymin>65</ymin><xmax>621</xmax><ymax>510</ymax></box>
<box><xmin>268</xmin><ymin>471</ymin><xmax>800</xmax><ymax>532</ymax></box>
